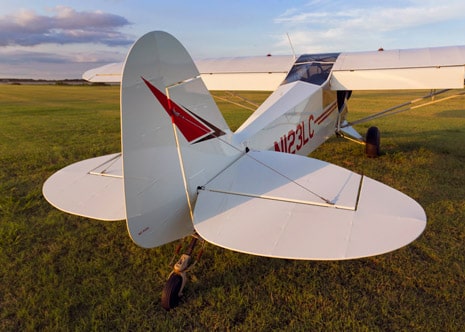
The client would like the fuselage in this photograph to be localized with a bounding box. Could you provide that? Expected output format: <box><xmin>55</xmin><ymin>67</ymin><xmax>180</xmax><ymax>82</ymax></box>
<box><xmin>232</xmin><ymin>53</ymin><xmax>341</xmax><ymax>157</ymax></box>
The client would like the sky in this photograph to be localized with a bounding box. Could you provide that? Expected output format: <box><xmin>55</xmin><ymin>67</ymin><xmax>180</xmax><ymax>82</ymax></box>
<box><xmin>1</xmin><ymin>0</ymin><xmax>465</xmax><ymax>79</ymax></box>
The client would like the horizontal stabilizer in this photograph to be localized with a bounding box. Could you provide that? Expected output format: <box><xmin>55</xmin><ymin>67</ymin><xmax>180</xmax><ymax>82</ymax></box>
<box><xmin>193</xmin><ymin>151</ymin><xmax>426</xmax><ymax>260</ymax></box>
<box><xmin>42</xmin><ymin>153</ymin><xmax>125</xmax><ymax>221</ymax></box>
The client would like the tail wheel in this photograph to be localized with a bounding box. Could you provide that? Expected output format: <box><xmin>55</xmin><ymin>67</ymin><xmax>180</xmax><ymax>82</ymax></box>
<box><xmin>365</xmin><ymin>126</ymin><xmax>381</xmax><ymax>158</ymax></box>
<box><xmin>161</xmin><ymin>273</ymin><xmax>183</xmax><ymax>310</ymax></box>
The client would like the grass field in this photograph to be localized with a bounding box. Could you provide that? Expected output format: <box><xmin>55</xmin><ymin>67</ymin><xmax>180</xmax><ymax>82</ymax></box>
<box><xmin>1</xmin><ymin>84</ymin><xmax>464</xmax><ymax>331</ymax></box>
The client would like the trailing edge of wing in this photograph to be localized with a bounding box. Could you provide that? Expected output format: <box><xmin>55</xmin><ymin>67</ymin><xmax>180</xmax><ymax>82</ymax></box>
<box><xmin>193</xmin><ymin>151</ymin><xmax>426</xmax><ymax>260</ymax></box>
<box><xmin>331</xmin><ymin>46</ymin><xmax>465</xmax><ymax>90</ymax></box>
<box><xmin>42</xmin><ymin>153</ymin><xmax>125</xmax><ymax>221</ymax></box>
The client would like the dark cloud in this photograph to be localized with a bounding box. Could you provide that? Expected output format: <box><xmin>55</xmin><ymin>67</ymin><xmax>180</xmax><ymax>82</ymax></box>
<box><xmin>0</xmin><ymin>6</ymin><xmax>133</xmax><ymax>47</ymax></box>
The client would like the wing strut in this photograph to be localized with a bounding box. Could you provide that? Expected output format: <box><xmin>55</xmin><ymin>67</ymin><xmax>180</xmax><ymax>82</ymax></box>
<box><xmin>211</xmin><ymin>91</ymin><xmax>260</xmax><ymax>112</ymax></box>
<box><xmin>343</xmin><ymin>89</ymin><xmax>465</xmax><ymax>128</ymax></box>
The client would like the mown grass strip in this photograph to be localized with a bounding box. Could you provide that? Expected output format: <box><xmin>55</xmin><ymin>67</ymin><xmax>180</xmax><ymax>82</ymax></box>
<box><xmin>1</xmin><ymin>85</ymin><xmax>464</xmax><ymax>331</ymax></box>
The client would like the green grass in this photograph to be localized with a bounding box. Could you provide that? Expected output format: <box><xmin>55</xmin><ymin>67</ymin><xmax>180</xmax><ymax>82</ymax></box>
<box><xmin>1</xmin><ymin>85</ymin><xmax>464</xmax><ymax>331</ymax></box>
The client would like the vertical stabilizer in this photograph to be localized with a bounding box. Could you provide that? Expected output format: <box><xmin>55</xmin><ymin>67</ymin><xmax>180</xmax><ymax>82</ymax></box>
<box><xmin>121</xmin><ymin>31</ymin><xmax>240</xmax><ymax>248</ymax></box>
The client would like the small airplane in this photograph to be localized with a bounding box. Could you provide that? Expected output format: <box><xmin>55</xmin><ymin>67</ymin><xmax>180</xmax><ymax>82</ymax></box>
<box><xmin>43</xmin><ymin>31</ymin><xmax>465</xmax><ymax>310</ymax></box>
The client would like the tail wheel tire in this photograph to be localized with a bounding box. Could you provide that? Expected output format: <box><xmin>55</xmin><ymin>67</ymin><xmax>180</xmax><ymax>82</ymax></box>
<box><xmin>365</xmin><ymin>126</ymin><xmax>381</xmax><ymax>158</ymax></box>
<box><xmin>161</xmin><ymin>273</ymin><xmax>183</xmax><ymax>310</ymax></box>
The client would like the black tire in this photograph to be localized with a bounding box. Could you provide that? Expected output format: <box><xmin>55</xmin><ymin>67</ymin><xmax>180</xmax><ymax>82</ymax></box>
<box><xmin>161</xmin><ymin>273</ymin><xmax>183</xmax><ymax>310</ymax></box>
<box><xmin>365</xmin><ymin>126</ymin><xmax>381</xmax><ymax>158</ymax></box>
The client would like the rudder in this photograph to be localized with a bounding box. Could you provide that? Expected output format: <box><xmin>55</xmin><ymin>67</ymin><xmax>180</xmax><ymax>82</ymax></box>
<box><xmin>121</xmin><ymin>31</ymin><xmax>240</xmax><ymax>248</ymax></box>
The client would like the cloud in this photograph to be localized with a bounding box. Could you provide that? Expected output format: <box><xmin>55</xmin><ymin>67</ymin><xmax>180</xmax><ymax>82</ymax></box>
<box><xmin>0</xmin><ymin>6</ymin><xmax>133</xmax><ymax>47</ymax></box>
<box><xmin>0</xmin><ymin>47</ymin><xmax>123</xmax><ymax>65</ymax></box>
<box><xmin>0</xmin><ymin>49</ymin><xmax>68</xmax><ymax>65</ymax></box>
<box><xmin>0</xmin><ymin>47</ymin><xmax>125</xmax><ymax>79</ymax></box>
<box><xmin>273</xmin><ymin>1</ymin><xmax>465</xmax><ymax>52</ymax></box>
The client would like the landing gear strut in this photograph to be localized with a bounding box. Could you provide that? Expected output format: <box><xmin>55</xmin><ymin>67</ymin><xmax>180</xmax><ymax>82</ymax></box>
<box><xmin>161</xmin><ymin>235</ymin><xmax>203</xmax><ymax>310</ymax></box>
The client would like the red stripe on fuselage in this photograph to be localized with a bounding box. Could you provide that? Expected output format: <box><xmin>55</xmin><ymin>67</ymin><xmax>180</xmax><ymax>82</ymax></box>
<box><xmin>315</xmin><ymin>102</ymin><xmax>337</xmax><ymax>125</ymax></box>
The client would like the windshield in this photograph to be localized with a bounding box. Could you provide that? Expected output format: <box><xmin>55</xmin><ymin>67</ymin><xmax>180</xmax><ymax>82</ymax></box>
<box><xmin>281</xmin><ymin>53</ymin><xmax>339</xmax><ymax>86</ymax></box>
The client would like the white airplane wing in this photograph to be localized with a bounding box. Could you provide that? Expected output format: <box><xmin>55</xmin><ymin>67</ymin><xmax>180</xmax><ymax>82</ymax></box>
<box><xmin>83</xmin><ymin>45</ymin><xmax>465</xmax><ymax>91</ymax></box>
<box><xmin>43</xmin><ymin>153</ymin><xmax>125</xmax><ymax>221</ymax></box>
<box><xmin>194</xmin><ymin>150</ymin><xmax>426</xmax><ymax>260</ymax></box>
<box><xmin>195</xmin><ymin>55</ymin><xmax>295</xmax><ymax>91</ymax></box>
<box><xmin>330</xmin><ymin>46</ymin><xmax>465</xmax><ymax>90</ymax></box>
<box><xmin>82</xmin><ymin>62</ymin><xmax>123</xmax><ymax>83</ymax></box>
<box><xmin>82</xmin><ymin>55</ymin><xmax>294</xmax><ymax>91</ymax></box>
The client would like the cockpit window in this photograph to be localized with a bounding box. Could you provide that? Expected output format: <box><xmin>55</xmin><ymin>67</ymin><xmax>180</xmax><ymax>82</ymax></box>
<box><xmin>282</xmin><ymin>53</ymin><xmax>340</xmax><ymax>86</ymax></box>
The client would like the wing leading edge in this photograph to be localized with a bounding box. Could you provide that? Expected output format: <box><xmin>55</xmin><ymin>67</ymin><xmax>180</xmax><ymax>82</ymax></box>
<box><xmin>83</xmin><ymin>45</ymin><xmax>465</xmax><ymax>91</ymax></box>
<box><xmin>193</xmin><ymin>151</ymin><xmax>426</xmax><ymax>260</ymax></box>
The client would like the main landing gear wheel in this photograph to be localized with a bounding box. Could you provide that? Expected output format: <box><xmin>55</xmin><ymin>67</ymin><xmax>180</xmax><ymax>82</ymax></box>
<box><xmin>365</xmin><ymin>126</ymin><xmax>381</xmax><ymax>158</ymax></box>
<box><xmin>161</xmin><ymin>273</ymin><xmax>183</xmax><ymax>310</ymax></box>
